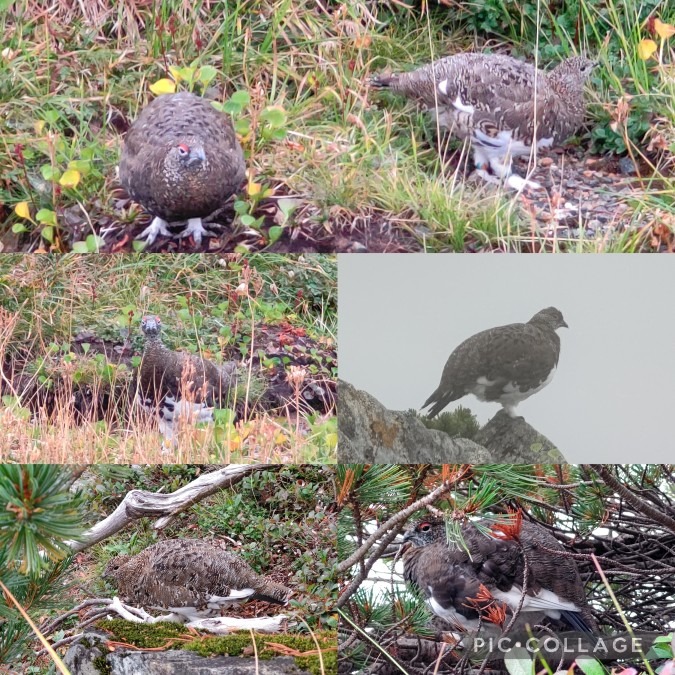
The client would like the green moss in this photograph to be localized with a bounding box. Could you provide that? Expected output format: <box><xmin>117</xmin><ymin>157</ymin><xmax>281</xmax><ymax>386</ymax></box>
<box><xmin>97</xmin><ymin>621</ymin><xmax>336</xmax><ymax>674</ymax></box>
<box><xmin>295</xmin><ymin>647</ymin><xmax>338</xmax><ymax>675</ymax></box>
<box><xmin>99</xmin><ymin>619</ymin><xmax>186</xmax><ymax>648</ymax></box>
<box><xmin>91</xmin><ymin>654</ymin><xmax>112</xmax><ymax>674</ymax></box>
<box><xmin>184</xmin><ymin>631</ymin><xmax>337</xmax><ymax>674</ymax></box>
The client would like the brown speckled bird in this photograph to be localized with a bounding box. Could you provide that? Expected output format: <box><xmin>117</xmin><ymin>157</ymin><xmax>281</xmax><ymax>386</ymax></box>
<box><xmin>103</xmin><ymin>540</ymin><xmax>291</xmax><ymax>618</ymax></box>
<box><xmin>402</xmin><ymin>517</ymin><xmax>597</xmax><ymax>633</ymax></box>
<box><xmin>372</xmin><ymin>53</ymin><xmax>595</xmax><ymax>190</ymax></box>
<box><xmin>422</xmin><ymin>307</ymin><xmax>568</xmax><ymax>418</ymax></box>
<box><xmin>119</xmin><ymin>92</ymin><xmax>246</xmax><ymax>245</ymax></box>
<box><xmin>136</xmin><ymin>315</ymin><xmax>238</xmax><ymax>442</ymax></box>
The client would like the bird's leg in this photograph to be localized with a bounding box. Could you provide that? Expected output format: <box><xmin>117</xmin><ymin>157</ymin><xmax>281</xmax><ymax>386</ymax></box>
<box><xmin>136</xmin><ymin>216</ymin><xmax>173</xmax><ymax>245</ymax></box>
<box><xmin>488</xmin><ymin>156</ymin><xmax>540</xmax><ymax>191</ymax></box>
<box><xmin>178</xmin><ymin>218</ymin><xmax>217</xmax><ymax>245</ymax></box>
<box><xmin>206</xmin><ymin>590</ymin><xmax>256</xmax><ymax>609</ymax></box>
<box><xmin>472</xmin><ymin>147</ymin><xmax>501</xmax><ymax>185</ymax></box>
<box><xmin>502</xmin><ymin>404</ymin><xmax>519</xmax><ymax>418</ymax></box>
<box><xmin>107</xmin><ymin>596</ymin><xmax>155</xmax><ymax>623</ymax></box>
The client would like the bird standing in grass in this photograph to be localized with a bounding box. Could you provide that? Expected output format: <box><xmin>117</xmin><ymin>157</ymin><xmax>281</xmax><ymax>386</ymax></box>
<box><xmin>371</xmin><ymin>53</ymin><xmax>595</xmax><ymax>190</ymax></box>
<box><xmin>120</xmin><ymin>92</ymin><xmax>246</xmax><ymax>246</ymax></box>
<box><xmin>136</xmin><ymin>315</ymin><xmax>238</xmax><ymax>444</ymax></box>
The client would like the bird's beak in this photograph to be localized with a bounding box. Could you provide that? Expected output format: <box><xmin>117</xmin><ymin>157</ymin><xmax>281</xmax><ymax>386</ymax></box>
<box><xmin>188</xmin><ymin>147</ymin><xmax>206</xmax><ymax>166</ymax></box>
<box><xmin>561</xmin><ymin>319</ymin><xmax>569</xmax><ymax>328</ymax></box>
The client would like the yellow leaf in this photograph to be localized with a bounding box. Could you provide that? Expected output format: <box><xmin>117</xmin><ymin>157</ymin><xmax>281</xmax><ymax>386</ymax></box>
<box><xmin>34</xmin><ymin>120</ymin><xmax>45</xmax><ymax>134</ymax></box>
<box><xmin>654</xmin><ymin>19</ymin><xmax>675</xmax><ymax>39</ymax></box>
<box><xmin>14</xmin><ymin>202</ymin><xmax>31</xmax><ymax>219</ymax></box>
<box><xmin>168</xmin><ymin>66</ymin><xmax>183</xmax><ymax>82</ymax></box>
<box><xmin>247</xmin><ymin>181</ymin><xmax>262</xmax><ymax>196</ymax></box>
<box><xmin>637</xmin><ymin>39</ymin><xmax>658</xmax><ymax>60</ymax></box>
<box><xmin>149</xmin><ymin>78</ymin><xmax>176</xmax><ymax>95</ymax></box>
<box><xmin>59</xmin><ymin>169</ymin><xmax>81</xmax><ymax>188</ymax></box>
<box><xmin>274</xmin><ymin>432</ymin><xmax>288</xmax><ymax>445</ymax></box>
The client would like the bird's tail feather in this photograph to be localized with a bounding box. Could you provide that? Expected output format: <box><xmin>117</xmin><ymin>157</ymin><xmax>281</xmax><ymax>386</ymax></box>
<box><xmin>370</xmin><ymin>73</ymin><xmax>397</xmax><ymax>90</ymax></box>
<box><xmin>421</xmin><ymin>389</ymin><xmax>457</xmax><ymax>419</ymax></box>
<box><xmin>561</xmin><ymin>610</ymin><xmax>594</xmax><ymax>634</ymax></box>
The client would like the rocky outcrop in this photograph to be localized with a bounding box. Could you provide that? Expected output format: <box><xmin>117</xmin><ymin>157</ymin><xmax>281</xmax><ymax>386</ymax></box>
<box><xmin>64</xmin><ymin>632</ymin><xmax>313</xmax><ymax>674</ymax></box>
<box><xmin>338</xmin><ymin>380</ymin><xmax>565</xmax><ymax>463</ymax></box>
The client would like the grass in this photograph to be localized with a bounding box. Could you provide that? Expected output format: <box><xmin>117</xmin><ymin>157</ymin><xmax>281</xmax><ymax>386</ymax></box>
<box><xmin>0</xmin><ymin>253</ymin><xmax>337</xmax><ymax>463</ymax></box>
<box><xmin>0</xmin><ymin>1</ymin><xmax>672</xmax><ymax>253</ymax></box>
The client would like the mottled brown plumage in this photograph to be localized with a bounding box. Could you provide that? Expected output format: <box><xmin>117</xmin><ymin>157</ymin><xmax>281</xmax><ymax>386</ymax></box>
<box><xmin>422</xmin><ymin>307</ymin><xmax>567</xmax><ymax>418</ymax></box>
<box><xmin>372</xmin><ymin>53</ymin><xmax>595</xmax><ymax>190</ymax></box>
<box><xmin>137</xmin><ymin>315</ymin><xmax>237</xmax><ymax>440</ymax></box>
<box><xmin>402</xmin><ymin>517</ymin><xmax>597</xmax><ymax>633</ymax></box>
<box><xmin>103</xmin><ymin>539</ymin><xmax>290</xmax><ymax>611</ymax></box>
<box><xmin>120</xmin><ymin>92</ymin><xmax>246</xmax><ymax>245</ymax></box>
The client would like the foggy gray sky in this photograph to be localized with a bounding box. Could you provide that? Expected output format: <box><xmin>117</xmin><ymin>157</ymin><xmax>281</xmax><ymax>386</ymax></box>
<box><xmin>338</xmin><ymin>254</ymin><xmax>675</xmax><ymax>463</ymax></box>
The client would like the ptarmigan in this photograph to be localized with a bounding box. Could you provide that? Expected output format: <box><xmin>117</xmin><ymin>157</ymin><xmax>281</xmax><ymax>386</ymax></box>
<box><xmin>402</xmin><ymin>517</ymin><xmax>597</xmax><ymax>633</ymax></box>
<box><xmin>136</xmin><ymin>315</ymin><xmax>238</xmax><ymax>442</ymax></box>
<box><xmin>119</xmin><ymin>92</ymin><xmax>246</xmax><ymax>245</ymax></box>
<box><xmin>104</xmin><ymin>539</ymin><xmax>290</xmax><ymax>621</ymax></box>
<box><xmin>371</xmin><ymin>53</ymin><xmax>595</xmax><ymax>190</ymax></box>
<box><xmin>422</xmin><ymin>307</ymin><xmax>567</xmax><ymax>418</ymax></box>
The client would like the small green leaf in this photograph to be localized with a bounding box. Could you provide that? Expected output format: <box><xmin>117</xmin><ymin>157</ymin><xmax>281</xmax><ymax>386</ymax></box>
<box><xmin>260</xmin><ymin>106</ymin><xmax>286</xmax><ymax>128</ymax></box>
<box><xmin>233</xmin><ymin>200</ymin><xmax>250</xmax><ymax>215</ymax></box>
<box><xmin>72</xmin><ymin>242</ymin><xmax>89</xmax><ymax>253</ymax></box>
<box><xmin>43</xmin><ymin>110</ymin><xmax>59</xmax><ymax>124</ymax></box>
<box><xmin>229</xmin><ymin>90</ymin><xmax>251</xmax><ymax>107</ymax></box>
<box><xmin>41</xmin><ymin>225</ymin><xmax>54</xmax><ymax>243</ymax></box>
<box><xmin>12</xmin><ymin>222</ymin><xmax>28</xmax><ymax>233</ymax></box>
<box><xmin>198</xmin><ymin>65</ymin><xmax>218</xmax><ymax>86</ymax></box>
<box><xmin>234</xmin><ymin>118</ymin><xmax>251</xmax><ymax>136</ymax></box>
<box><xmin>240</xmin><ymin>214</ymin><xmax>257</xmax><ymax>228</ymax></box>
<box><xmin>68</xmin><ymin>159</ymin><xmax>92</xmax><ymax>173</ymax></box>
<box><xmin>576</xmin><ymin>656</ymin><xmax>606</xmax><ymax>675</ymax></box>
<box><xmin>36</xmin><ymin>208</ymin><xmax>57</xmax><ymax>225</ymax></box>
<box><xmin>40</xmin><ymin>164</ymin><xmax>61</xmax><ymax>181</ymax></box>
<box><xmin>268</xmin><ymin>226</ymin><xmax>283</xmax><ymax>243</ymax></box>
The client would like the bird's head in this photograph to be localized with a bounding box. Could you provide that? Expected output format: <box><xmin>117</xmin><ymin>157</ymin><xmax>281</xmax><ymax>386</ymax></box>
<box><xmin>141</xmin><ymin>315</ymin><xmax>162</xmax><ymax>338</ymax></box>
<box><xmin>166</xmin><ymin>139</ymin><xmax>207</xmax><ymax>174</ymax></box>
<box><xmin>402</xmin><ymin>517</ymin><xmax>446</xmax><ymax>547</ymax></box>
<box><xmin>531</xmin><ymin>307</ymin><xmax>568</xmax><ymax>330</ymax></box>
<box><xmin>103</xmin><ymin>554</ymin><xmax>132</xmax><ymax>581</ymax></box>
<box><xmin>549</xmin><ymin>56</ymin><xmax>597</xmax><ymax>93</ymax></box>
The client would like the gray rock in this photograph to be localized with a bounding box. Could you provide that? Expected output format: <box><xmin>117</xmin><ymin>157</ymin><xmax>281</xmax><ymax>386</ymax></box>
<box><xmin>65</xmin><ymin>638</ymin><xmax>313</xmax><ymax>675</ymax></box>
<box><xmin>107</xmin><ymin>651</ymin><xmax>312</xmax><ymax>674</ymax></box>
<box><xmin>63</xmin><ymin>631</ymin><xmax>110</xmax><ymax>675</ymax></box>
<box><xmin>618</xmin><ymin>156</ymin><xmax>638</xmax><ymax>175</ymax></box>
<box><xmin>338</xmin><ymin>380</ymin><xmax>565</xmax><ymax>463</ymax></box>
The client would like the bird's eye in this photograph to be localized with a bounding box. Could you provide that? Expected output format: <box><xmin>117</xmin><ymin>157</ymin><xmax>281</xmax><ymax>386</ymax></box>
<box><xmin>419</xmin><ymin>523</ymin><xmax>431</xmax><ymax>532</ymax></box>
<box><xmin>177</xmin><ymin>144</ymin><xmax>190</xmax><ymax>156</ymax></box>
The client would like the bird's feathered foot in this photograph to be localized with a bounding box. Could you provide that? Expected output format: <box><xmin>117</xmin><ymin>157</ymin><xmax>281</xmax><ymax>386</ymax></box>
<box><xmin>179</xmin><ymin>217</ymin><xmax>218</xmax><ymax>245</ymax></box>
<box><xmin>137</xmin><ymin>217</ymin><xmax>173</xmax><ymax>245</ymax></box>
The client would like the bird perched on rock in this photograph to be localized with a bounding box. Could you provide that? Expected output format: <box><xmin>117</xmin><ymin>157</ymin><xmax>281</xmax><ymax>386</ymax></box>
<box><xmin>104</xmin><ymin>539</ymin><xmax>290</xmax><ymax>621</ymax></box>
<box><xmin>119</xmin><ymin>92</ymin><xmax>246</xmax><ymax>245</ymax></box>
<box><xmin>136</xmin><ymin>315</ymin><xmax>238</xmax><ymax>442</ymax></box>
<box><xmin>402</xmin><ymin>517</ymin><xmax>596</xmax><ymax>633</ymax></box>
<box><xmin>371</xmin><ymin>53</ymin><xmax>595</xmax><ymax>190</ymax></box>
<box><xmin>422</xmin><ymin>307</ymin><xmax>567</xmax><ymax>418</ymax></box>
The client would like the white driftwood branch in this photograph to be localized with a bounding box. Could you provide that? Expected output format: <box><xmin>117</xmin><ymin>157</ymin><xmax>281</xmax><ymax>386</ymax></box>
<box><xmin>104</xmin><ymin>597</ymin><xmax>287</xmax><ymax>634</ymax></box>
<box><xmin>67</xmin><ymin>464</ymin><xmax>277</xmax><ymax>552</ymax></box>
